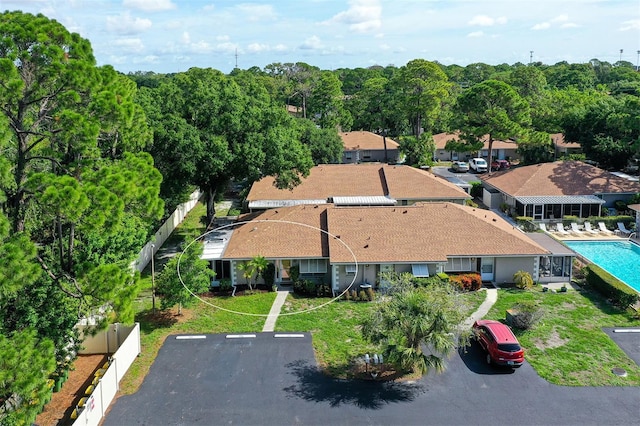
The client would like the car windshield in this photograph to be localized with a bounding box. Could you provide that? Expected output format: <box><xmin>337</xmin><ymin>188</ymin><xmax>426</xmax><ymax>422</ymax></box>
<box><xmin>476</xmin><ymin>159</ymin><xmax>487</xmax><ymax>165</ymax></box>
<box><xmin>497</xmin><ymin>343</ymin><xmax>521</xmax><ymax>352</ymax></box>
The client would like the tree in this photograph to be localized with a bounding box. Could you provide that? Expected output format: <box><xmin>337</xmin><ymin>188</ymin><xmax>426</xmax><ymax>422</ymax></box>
<box><xmin>309</xmin><ymin>71</ymin><xmax>352</xmax><ymax>130</ymax></box>
<box><xmin>361</xmin><ymin>277</ymin><xmax>470</xmax><ymax>375</ymax></box>
<box><xmin>237</xmin><ymin>255</ymin><xmax>268</xmax><ymax>292</ymax></box>
<box><xmin>394</xmin><ymin>59</ymin><xmax>452</xmax><ymax>137</ymax></box>
<box><xmin>139</xmin><ymin>67</ymin><xmax>313</xmax><ymax>221</ymax></box>
<box><xmin>0</xmin><ymin>329</ymin><xmax>56</xmax><ymax>426</ymax></box>
<box><xmin>296</xmin><ymin>119</ymin><xmax>343</xmax><ymax>164</ymax></box>
<box><xmin>399</xmin><ymin>133</ymin><xmax>435</xmax><ymax>167</ymax></box>
<box><xmin>157</xmin><ymin>242</ymin><xmax>213</xmax><ymax>315</ymax></box>
<box><xmin>453</xmin><ymin>80</ymin><xmax>531</xmax><ymax>172</ymax></box>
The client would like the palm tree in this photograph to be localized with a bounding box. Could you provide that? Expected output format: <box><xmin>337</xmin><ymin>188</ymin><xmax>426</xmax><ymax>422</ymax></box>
<box><xmin>237</xmin><ymin>255</ymin><xmax>269</xmax><ymax>291</ymax></box>
<box><xmin>362</xmin><ymin>279</ymin><xmax>470</xmax><ymax>375</ymax></box>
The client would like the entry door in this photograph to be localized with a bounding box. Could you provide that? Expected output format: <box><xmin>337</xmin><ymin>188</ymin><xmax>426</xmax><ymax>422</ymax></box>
<box><xmin>533</xmin><ymin>204</ymin><xmax>544</xmax><ymax>221</ymax></box>
<box><xmin>480</xmin><ymin>257</ymin><xmax>494</xmax><ymax>282</ymax></box>
<box><xmin>277</xmin><ymin>260</ymin><xmax>291</xmax><ymax>283</ymax></box>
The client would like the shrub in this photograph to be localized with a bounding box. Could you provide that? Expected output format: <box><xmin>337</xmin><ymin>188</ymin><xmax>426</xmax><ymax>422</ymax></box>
<box><xmin>289</xmin><ymin>265</ymin><xmax>300</xmax><ymax>283</ymax></box>
<box><xmin>513</xmin><ymin>270</ymin><xmax>534</xmax><ymax>290</ymax></box>
<box><xmin>465</xmin><ymin>199</ymin><xmax>478</xmax><ymax>208</ymax></box>
<box><xmin>507</xmin><ymin>300</ymin><xmax>543</xmax><ymax>330</ymax></box>
<box><xmin>436</xmin><ymin>272</ymin><xmax>449</xmax><ymax>282</ymax></box>
<box><xmin>263</xmin><ymin>263</ymin><xmax>276</xmax><ymax>290</ymax></box>
<box><xmin>413</xmin><ymin>275</ymin><xmax>446</xmax><ymax>288</ymax></box>
<box><xmin>365</xmin><ymin>287</ymin><xmax>375</xmax><ymax>301</ymax></box>
<box><xmin>470</xmin><ymin>181</ymin><xmax>483</xmax><ymax>198</ymax></box>
<box><xmin>585</xmin><ymin>264</ymin><xmax>639</xmax><ymax>308</ymax></box>
<box><xmin>515</xmin><ymin>217</ymin><xmax>536</xmax><ymax>232</ymax></box>
<box><xmin>219</xmin><ymin>278</ymin><xmax>232</xmax><ymax>292</ymax></box>
<box><xmin>449</xmin><ymin>273</ymin><xmax>482</xmax><ymax>292</ymax></box>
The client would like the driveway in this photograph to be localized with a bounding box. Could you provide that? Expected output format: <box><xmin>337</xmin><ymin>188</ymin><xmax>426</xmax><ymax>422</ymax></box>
<box><xmin>104</xmin><ymin>333</ymin><xmax>640</xmax><ymax>426</ymax></box>
<box><xmin>432</xmin><ymin>165</ymin><xmax>484</xmax><ymax>185</ymax></box>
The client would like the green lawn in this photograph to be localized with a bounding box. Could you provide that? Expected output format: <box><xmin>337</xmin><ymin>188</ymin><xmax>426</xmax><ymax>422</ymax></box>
<box><xmin>485</xmin><ymin>288</ymin><xmax>640</xmax><ymax>386</ymax></box>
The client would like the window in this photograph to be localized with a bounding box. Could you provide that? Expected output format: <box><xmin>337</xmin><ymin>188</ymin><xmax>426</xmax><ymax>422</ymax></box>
<box><xmin>444</xmin><ymin>257</ymin><xmax>474</xmax><ymax>272</ymax></box>
<box><xmin>411</xmin><ymin>264</ymin><xmax>429</xmax><ymax>277</ymax></box>
<box><xmin>345</xmin><ymin>264</ymin><xmax>357</xmax><ymax>274</ymax></box>
<box><xmin>363</xmin><ymin>150</ymin><xmax>371</xmax><ymax>159</ymax></box>
<box><xmin>345</xmin><ymin>151</ymin><xmax>352</xmax><ymax>160</ymax></box>
<box><xmin>299</xmin><ymin>259</ymin><xmax>327</xmax><ymax>274</ymax></box>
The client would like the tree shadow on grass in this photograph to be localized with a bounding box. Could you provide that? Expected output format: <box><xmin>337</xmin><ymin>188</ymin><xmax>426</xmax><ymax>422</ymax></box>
<box><xmin>136</xmin><ymin>309</ymin><xmax>179</xmax><ymax>334</ymax></box>
<box><xmin>282</xmin><ymin>360</ymin><xmax>424</xmax><ymax>409</ymax></box>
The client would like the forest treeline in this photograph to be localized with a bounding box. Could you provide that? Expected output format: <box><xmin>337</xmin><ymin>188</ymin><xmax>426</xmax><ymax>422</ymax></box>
<box><xmin>0</xmin><ymin>10</ymin><xmax>638</xmax><ymax>424</ymax></box>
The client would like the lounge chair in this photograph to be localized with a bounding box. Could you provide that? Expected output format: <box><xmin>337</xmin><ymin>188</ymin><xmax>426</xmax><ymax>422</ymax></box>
<box><xmin>598</xmin><ymin>222</ymin><xmax>614</xmax><ymax>235</ymax></box>
<box><xmin>570</xmin><ymin>223</ymin><xmax>585</xmax><ymax>235</ymax></box>
<box><xmin>539</xmin><ymin>223</ymin><xmax>550</xmax><ymax>233</ymax></box>
<box><xmin>583</xmin><ymin>222</ymin><xmax>599</xmax><ymax>235</ymax></box>
<box><xmin>617</xmin><ymin>222</ymin><xmax>632</xmax><ymax>236</ymax></box>
<box><xmin>555</xmin><ymin>223</ymin><xmax>570</xmax><ymax>235</ymax></box>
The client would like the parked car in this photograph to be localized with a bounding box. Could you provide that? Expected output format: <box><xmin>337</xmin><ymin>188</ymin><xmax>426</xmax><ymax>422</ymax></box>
<box><xmin>473</xmin><ymin>319</ymin><xmax>524</xmax><ymax>367</ymax></box>
<box><xmin>468</xmin><ymin>158</ymin><xmax>488</xmax><ymax>173</ymax></box>
<box><xmin>451</xmin><ymin>161</ymin><xmax>469</xmax><ymax>172</ymax></box>
<box><xmin>491</xmin><ymin>159</ymin><xmax>510</xmax><ymax>171</ymax></box>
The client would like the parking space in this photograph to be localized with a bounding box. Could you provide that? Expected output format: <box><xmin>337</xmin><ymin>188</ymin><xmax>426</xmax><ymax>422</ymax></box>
<box><xmin>104</xmin><ymin>332</ymin><xmax>640</xmax><ymax>425</ymax></box>
<box><xmin>603</xmin><ymin>327</ymin><xmax>640</xmax><ymax>366</ymax></box>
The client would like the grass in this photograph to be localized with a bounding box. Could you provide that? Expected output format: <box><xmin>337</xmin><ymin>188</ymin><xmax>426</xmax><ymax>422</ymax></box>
<box><xmin>486</xmin><ymin>287</ymin><xmax>640</xmax><ymax>386</ymax></box>
<box><xmin>274</xmin><ymin>289</ymin><xmax>487</xmax><ymax>378</ymax></box>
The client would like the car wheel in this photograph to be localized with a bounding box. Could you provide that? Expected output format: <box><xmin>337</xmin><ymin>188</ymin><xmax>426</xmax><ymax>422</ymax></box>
<box><xmin>486</xmin><ymin>353</ymin><xmax>492</xmax><ymax>365</ymax></box>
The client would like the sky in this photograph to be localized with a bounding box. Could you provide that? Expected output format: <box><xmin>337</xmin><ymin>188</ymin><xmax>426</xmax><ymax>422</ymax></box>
<box><xmin>3</xmin><ymin>0</ymin><xmax>640</xmax><ymax>74</ymax></box>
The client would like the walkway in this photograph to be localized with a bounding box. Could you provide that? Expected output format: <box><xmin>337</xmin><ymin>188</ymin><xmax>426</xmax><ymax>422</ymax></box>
<box><xmin>262</xmin><ymin>289</ymin><xmax>291</xmax><ymax>332</ymax></box>
<box><xmin>462</xmin><ymin>287</ymin><xmax>498</xmax><ymax>328</ymax></box>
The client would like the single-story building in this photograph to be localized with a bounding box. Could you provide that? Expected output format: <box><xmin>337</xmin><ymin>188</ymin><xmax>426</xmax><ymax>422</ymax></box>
<box><xmin>551</xmin><ymin>133</ymin><xmax>581</xmax><ymax>159</ymax></box>
<box><xmin>481</xmin><ymin>160</ymin><xmax>640</xmax><ymax>220</ymax></box>
<box><xmin>340</xmin><ymin>130</ymin><xmax>400</xmax><ymax>164</ymax></box>
<box><xmin>245</xmin><ymin>163</ymin><xmax>471</xmax><ymax>211</ymax></box>
<box><xmin>202</xmin><ymin>203</ymin><xmax>573</xmax><ymax>291</ymax></box>
<box><xmin>433</xmin><ymin>132</ymin><xmax>520</xmax><ymax>163</ymax></box>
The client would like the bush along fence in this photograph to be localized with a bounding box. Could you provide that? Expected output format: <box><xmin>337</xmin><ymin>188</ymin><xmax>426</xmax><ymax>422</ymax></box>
<box><xmin>585</xmin><ymin>264</ymin><xmax>639</xmax><ymax>308</ymax></box>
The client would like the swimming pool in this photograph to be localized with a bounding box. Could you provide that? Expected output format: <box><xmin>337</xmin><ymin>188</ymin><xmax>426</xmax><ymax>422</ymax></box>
<box><xmin>565</xmin><ymin>240</ymin><xmax>640</xmax><ymax>293</ymax></box>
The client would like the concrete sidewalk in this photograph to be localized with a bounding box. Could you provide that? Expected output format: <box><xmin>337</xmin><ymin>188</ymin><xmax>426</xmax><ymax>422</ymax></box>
<box><xmin>262</xmin><ymin>289</ymin><xmax>291</xmax><ymax>332</ymax></box>
<box><xmin>462</xmin><ymin>287</ymin><xmax>498</xmax><ymax>328</ymax></box>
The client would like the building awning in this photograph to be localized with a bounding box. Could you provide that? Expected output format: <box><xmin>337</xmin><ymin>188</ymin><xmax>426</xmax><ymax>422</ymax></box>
<box><xmin>515</xmin><ymin>195</ymin><xmax>605</xmax><ymax>205</ymax></box>
<box><xmin>200</xmin><ymin>229</ymin><xmax>234</xmax><ymax>260</ymax></box>
<box><xmin>411</xmin><ymin>263</ymin><xmax>430</xmax><ymax>277</ymax></box>
<box><xmin>248</xmin><ymin>199</ymin><xmax>327</xmax><ymax>209</ymax></box>
<box><xmin>524</xmin><ymin>233</ymin><xmax>575</xmax><ymax>256</ymax></box>
<box><xmin>332</xmin><ymin>196</ymin><xmax>397</xmax><ymax>206</ymax></box>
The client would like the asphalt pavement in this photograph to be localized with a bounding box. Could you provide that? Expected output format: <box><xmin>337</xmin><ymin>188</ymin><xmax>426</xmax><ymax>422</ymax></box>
<box><xmin>104</xmin><ymin>332</ymin><xmax>640</xmax><ymax>426</ymax></box>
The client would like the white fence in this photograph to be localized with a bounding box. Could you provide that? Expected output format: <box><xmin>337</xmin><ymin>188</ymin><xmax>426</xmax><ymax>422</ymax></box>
<box><xmin>71</xmin><ymin>323</ymin><xmax>141</xmax><ymax>426</ymax></box>
<box><xmin>133</xmin><ymin>189</ymin><xmax>202</xmax><ymax>272</ymax></box>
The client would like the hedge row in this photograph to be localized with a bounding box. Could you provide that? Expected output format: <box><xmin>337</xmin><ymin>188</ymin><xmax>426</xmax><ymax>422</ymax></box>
<box><xmin>585</xmin><ymin>264</ymin><xmax>639</xmax><ymax>308</ymax></box>
<box><xmin>448</xmin><ymin>273</ymin><xmax>483</xmax><ymax>292</ymax></box>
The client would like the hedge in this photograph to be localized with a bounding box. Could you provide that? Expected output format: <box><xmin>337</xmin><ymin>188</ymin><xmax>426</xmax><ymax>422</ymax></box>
<box><xmin>585</xmin><ymin>264</ymin><xmax>639</xmax><ymax>308</ymax></box>
<box><xmin>562</xmin><ymin>215</ymin><xmax>634</xmax><ymax>230</ymax></box>
<box><xmin>449</xmin><ymin>273</ymin><xmax>482</xmax><ymax>292</ymax></box>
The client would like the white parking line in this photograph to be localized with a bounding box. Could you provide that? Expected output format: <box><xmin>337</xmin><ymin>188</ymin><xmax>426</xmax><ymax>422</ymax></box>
<box><xmin>273</xmin><ymin>334</ymin><xmax>305</xmax><ymax>338</ymax></box>
<box><xmin>613</xmin><ymin>329</ymin><xmax>640</xmax><ymax>333</ymax></box>
<box><xmin>176</xmin><ymin>335</ymin><xmax>207</xmax><ymax>340</ymax></box>
<box><xmin>226</xmin><ymin>334</ymin><xmax>257</xmax><ymax>339</ymax></box>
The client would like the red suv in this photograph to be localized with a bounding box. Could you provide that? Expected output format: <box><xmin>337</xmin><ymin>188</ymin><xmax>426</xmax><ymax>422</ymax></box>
<box><xmin>473</xmin><ymin>320</ymin><xmax>524</xmax><ymax>367</ymax></box>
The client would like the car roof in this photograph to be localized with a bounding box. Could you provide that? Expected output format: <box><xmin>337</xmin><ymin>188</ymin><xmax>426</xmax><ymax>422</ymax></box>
<box><xmin>476</xmin><ymin>320</ymin><xmax>519</xmax><ymax>343</ymax></box>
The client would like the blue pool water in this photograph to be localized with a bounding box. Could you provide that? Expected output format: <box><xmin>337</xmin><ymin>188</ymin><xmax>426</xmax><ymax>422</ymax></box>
<box><xmin>565</xmin><ymin>240</ymin><xmax>640</xmax><ymax>293</ymax></box>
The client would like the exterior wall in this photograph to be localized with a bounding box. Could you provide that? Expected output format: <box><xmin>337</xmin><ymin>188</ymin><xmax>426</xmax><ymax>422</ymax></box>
<box><xmin>342</xmin><ymin>149</ymin><xmax>398</xmax><ymax>164</ymax></box>
<box><xmin>600</xmin><ymin>193</ymin><xmax>635</xmax><ymax>209</ymax></box>
<box><xmin>494</xmin><ymin>257</ymin><xmax>535</xmax><ymax>284</ymax></box>
<box><xmin>482</xmin><ymin>188</ymin><xmax>503</xmax><ymax>210</ymax></box>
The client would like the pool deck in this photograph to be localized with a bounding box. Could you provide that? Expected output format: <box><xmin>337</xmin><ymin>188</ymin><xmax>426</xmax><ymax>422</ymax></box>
<box><xmin>542</xmin><ymin>230</ymin><xmax>638</xmax><ymax>243</ymax></box>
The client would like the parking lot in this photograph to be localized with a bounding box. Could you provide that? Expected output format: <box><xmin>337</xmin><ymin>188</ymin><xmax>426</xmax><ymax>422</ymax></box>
<box><xmin>104</xmin><ymin>332</ymin><xmax>640</xmax><ymax>426</ymax></box>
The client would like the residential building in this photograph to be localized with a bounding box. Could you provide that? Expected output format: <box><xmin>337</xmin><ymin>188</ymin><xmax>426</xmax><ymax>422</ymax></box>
<box><xmin>340</xmin><ymin>131</ymin><xmax>400</xmax><ymax>164</ymax></box>
<box><xmin>433</xmin><ymin>132</ymin><xmax>520</xmax><ymax>163</ymax></box>
<box><xmin>481</xmin><ymin>160</ymin><xmax>640</xmax><ymax>220</ymax></box>
<box><xmin>246</xmin><ymin>163</ymin><xmax>470</xmax><ymax>211</ymax></box>
<box><xmin>203</xmin><ymin>203</ymin><xmax>573</xmax><ymax>291</ymax></box>
<box><xmin>551</xmin><ymin>133</ymin><xmax>581</xmax><ymax>159</ymax></box>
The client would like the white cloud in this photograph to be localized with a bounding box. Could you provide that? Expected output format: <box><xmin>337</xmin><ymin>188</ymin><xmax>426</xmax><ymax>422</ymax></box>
<box><xmin>235</xmin><ymin>4</ymin><xmax>277</xmax><ymax>22</ymax></box>
<box><xmin>468</xmin><ymin>15</ymin><xmax>507</xmax><ymax>27</ymax></box>
<box><xmin>215</xmin><ymin>42</ymin><xmax>238</xmax><ymax>54</ymax></box>
<box><xmin>114</xmin><ymin>38</ymin><xmax>145</xmax><ymax>53</ymax></box>
<box><xmin>202</xmin><ymin>4</ymin><xmax>215</xmax><ymax>12</ymax></box>
<box><xmin>323</xmin><ymin>0</ymin><xmax>382</xmax><ymax>33</ymax></box>
<box><xmin>299</xmin><ymin>36</ymin><xmax>324</xmax><ymax>50</ymax></box>
<box><xmin>551</xmin><ymin>14</ymin><xmax>569</xmax><ymax>23</ymax></box>
<box><xmin>561</xmin><ymin>23</ymin><xmax>579</xmax><ymax>29</ymax></box>
<box><xmin>247</xmin><ymin>43</ymin><xmax>270</xmax><ymax>53</ymax></box>
<box><xmin>216</xmin><ymin>35</ymin><xmax>230</xmax><ymax>41</ymax></box>
<box><xmin>468</xmin><ymin>31</ymin><xmax>484</xmax><ymax>38</ymax></box>
<box><xmin>106</xmin><ymin>13</ymin><xmax>152</xmax><ymax>35</ymax></box>
<box><xmin>123</xmin><ymin>0</ymin><xmax>176</xmax><ymax>12</ymax></box>
<box><xmin>619</xmin><ymin>19</ymin><xmax>640</xmax><ymax>31</ymax></box>
<box><xmin>273</xmin><ymin>44</ymin><xmax>288</xmax><ymax>52</ymax></box>
<box><xmin>532</xmin><ymin>22</ymin><xmax>551</xmax><ymax>30</ymax></box>
<box><xmin>181</xmin><ymin>32</ymin><xmax>190</xmax><ymax>44</ymax></box>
